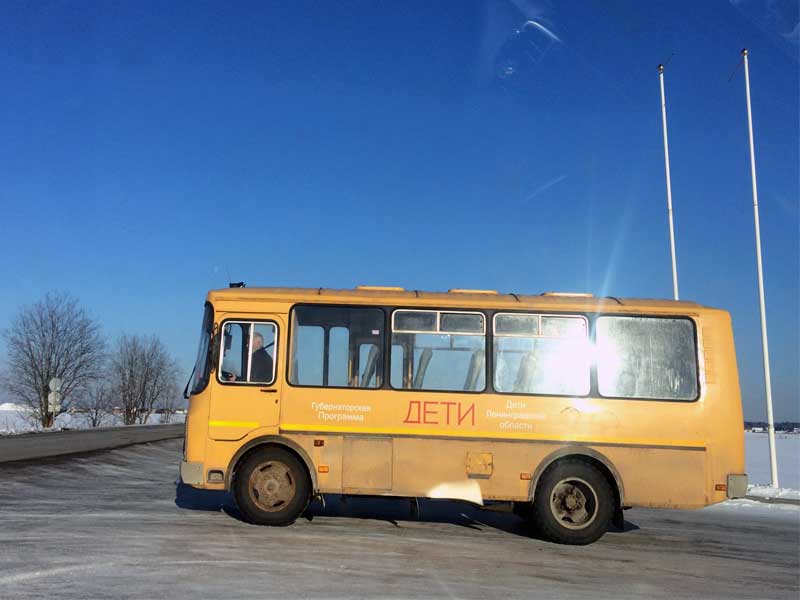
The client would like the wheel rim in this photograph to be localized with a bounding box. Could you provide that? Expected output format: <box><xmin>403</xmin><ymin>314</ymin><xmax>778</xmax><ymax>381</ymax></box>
<box><xmin>247</xmin><ymin>460</ymin><xmax>296</xmax><ymax>513</ymax></box>
<box><xmin>548</xmin><ymin>477</ymin><xmax>598</xmax><ymax>530</ymax></box>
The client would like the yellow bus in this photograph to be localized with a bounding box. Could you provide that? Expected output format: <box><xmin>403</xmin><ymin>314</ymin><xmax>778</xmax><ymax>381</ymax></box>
<box><xmin>181</xmin><ymin>285</ymin><xmax>747</xmax><ymax>545</ymax></box>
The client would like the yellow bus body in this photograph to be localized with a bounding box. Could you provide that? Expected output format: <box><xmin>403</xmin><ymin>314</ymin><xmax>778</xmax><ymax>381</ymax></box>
<box><xmin>182</xmin><ymin>286</ymin><xmax>746</xmax><ymax>517</ymax></box>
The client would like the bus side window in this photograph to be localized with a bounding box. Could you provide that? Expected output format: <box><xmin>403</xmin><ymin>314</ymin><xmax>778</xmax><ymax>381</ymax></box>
<box><xmin>596</xmin><ymin>316</ymin><xmax>698</xmax><ymax>400</ymax></box>
<box><xmin>289</xmin><ymin>306</ymin><xmax>384</xmax><ymax>389</ymax></box>
<box><xmin>391</xmin><ymin>344</ymin><xmax>407</xmax><ymax>388</ymax></box>
<box><xmin>493</xmin><ymin>313</ymin><xmax>590</xmax><ymax>396</ymax></box>
<box><xmin>359</xmin><ymin>344</ymin><xmax>379</xmax><ymax>388</ymax></box>
<box><xmin>390</xmin><ymin>310</ymin><xmax>486</xmax><ymax>392</ymax></box>
<box><xmin>328</xmin><ymin>327</ymin><xmax>349</xmax><ymax>387</ymax></box>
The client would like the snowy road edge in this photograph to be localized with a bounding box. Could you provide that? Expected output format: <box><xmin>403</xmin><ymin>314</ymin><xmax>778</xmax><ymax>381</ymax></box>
<box><xmin>0</xmin><ymin>424</ymin><xmax>184</xmax><ymax>464</ymax></box>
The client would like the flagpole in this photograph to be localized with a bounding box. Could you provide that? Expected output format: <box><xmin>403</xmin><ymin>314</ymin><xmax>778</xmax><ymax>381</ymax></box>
<box><xmin>741</xmin><ymin>48</ymin><xmax>779</xmax><ymax>488</ymax></box>
<box><xmin>658</xmin><ymin>64</ymin><xmax>680</xmax><ymax>300</ymax></box>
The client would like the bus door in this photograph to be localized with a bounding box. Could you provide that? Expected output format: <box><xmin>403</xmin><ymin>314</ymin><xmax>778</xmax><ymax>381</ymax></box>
<box><xmin>209</xmin><ymin>318</ymin><xmax>283</xmax><ymax>441</ymax></box>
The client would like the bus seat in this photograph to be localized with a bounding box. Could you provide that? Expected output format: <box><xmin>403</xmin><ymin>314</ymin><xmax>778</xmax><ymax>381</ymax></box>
<box><xmin>463</xmin><ymin>350</ymin><xmax>485</xmax><ymax>391</ymax></box>
<box><xmin>514</xmin><ymin>352</ymin><xmax>536</xmax><ymax>393</ymax></box>
<box><xmin>412</xmin><ymin>348</ymin><xmax>433</xmax><ymax>389</ymax></box>
<box><xmin>360</xmin><ymin>345</ymin><xmax>378</xmax><ymax>387</ymax></box>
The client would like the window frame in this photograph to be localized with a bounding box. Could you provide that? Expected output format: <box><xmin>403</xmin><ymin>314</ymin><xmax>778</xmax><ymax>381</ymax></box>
<box><xmin>285</xmin><ymin>304</ymin><xmax>387</xmax><ymax>391</ymax></box>
<box><xmin>593</xmin><ymin>314</ymin><xmax>701</xmax><ymax>403</ymax></box>
<box><xmin>492</xmin><ymin>311</ymin><xmax>592</xmax><ymax>398</ymax></box>
<box><xmin>216</xmin><ymin>318</ymin><xmax>279</xmax><ymax>387</ymax></box>
<box><xmin>392</xmin><ymin>309</ymin><xmax>486</xmax><ymax>335</ymax></box>
<box><xmin>390</xmin><ymin>308</ymin><xmax>488</xmax><ymax>393</ymax></box>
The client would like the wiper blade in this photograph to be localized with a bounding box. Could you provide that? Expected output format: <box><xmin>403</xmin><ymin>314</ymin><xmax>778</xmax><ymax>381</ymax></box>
<box><xmin>183</xmin><ymin>365</ymin><xmax>196</xmax><ymax>400</ymax></box>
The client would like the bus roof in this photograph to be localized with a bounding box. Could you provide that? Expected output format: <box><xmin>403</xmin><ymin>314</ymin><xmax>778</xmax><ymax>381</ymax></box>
<box><xmin>207</xmin><ymin>286</ymin><xmax>713</xmax><ymax>314</ymax></box>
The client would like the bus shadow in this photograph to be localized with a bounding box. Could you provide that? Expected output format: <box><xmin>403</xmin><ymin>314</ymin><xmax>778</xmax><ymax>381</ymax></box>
<box><xmin>175</xmin><ymin>483</ymin><xmax>640</xmax><ymax>539</ymax></box>
<box><xmin>608</xmin><ymin>519</ymin><xmax>640</xmax><ymax>534</ymax></box>
<box><xmin>174</xmin><ymin>481</ymin><xmax>244</xmax><ymax>520</ymax></box>
<box><xmin>307</xmin><ymin>495</ymin><xmax>535</xmax><ymax>538</ymax></box>
<box><xmin>174</xmin><ymin>483</ymin><xmax>528</xmax><ymax>534</ymax></box>
<box><xmin>308</xmin><ymin>495</ymin><xmax>639</xmax><ymax>537</ymax></box>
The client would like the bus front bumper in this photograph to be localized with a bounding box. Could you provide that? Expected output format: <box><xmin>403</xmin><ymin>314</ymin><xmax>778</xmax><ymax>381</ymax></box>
<box><xmin>727</xmin><ymin>474</ymin><xmax>748</xmax><ymax>499</ymax></box>
<box><xmin>180</xmin><ymin>460</ymin><xmax>204</xmax><ymax>486</ymax></box>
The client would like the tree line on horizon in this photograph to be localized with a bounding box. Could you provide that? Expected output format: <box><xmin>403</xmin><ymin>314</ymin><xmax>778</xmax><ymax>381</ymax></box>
<box><xmin>744</xmin><ymin>421</ymin><xmax>800</xmax><ymax>432</ymax></box>
<box><xmin>1</xmin><ymin>292</ymin><xmax>182</xmax><ymax>429</ymax></box>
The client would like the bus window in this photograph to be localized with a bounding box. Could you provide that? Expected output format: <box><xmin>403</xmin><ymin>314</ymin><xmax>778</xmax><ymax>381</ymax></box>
<box><xmin>220</xmin><ymin>323</ymin><xmax>245</xmax><ymax>379</ymax></box>
<box><xmin>329</xmin><ymin>327</ymin><xmax>350</xmax><ymax>387</ymax></box>
<box><xmin>391</xmin><ymin>344</ymin><xmax>406</xmax><ymax>387</ymax></box>
<box><xmin>289</xmin><ymin>306</ymin><xmax>384</xmax><ymax>388</ymax></box>
<box><xmin>219</xmin><ymin>321</ymin><xmax>277</xmax><ymax>385</ymax></box>
<box><xmin>359</xmin><ymin>343</ymin><xmax>380</xmax><ymax>388</ymax></box>
<box><xmin>290</xmin><ymin>325</ymin><xmax>324</xmax><ymax>385</ymax></box>
<box><xmin>596</xmin><ymin>316</ymin><xmax>698</xmax><ymax>400</ymax></box>
<box><xmin>391</xmin><ymin>310</ymin><xmax>486</xmax><ymax>392</ymax></box>
<box><xmin>493</xmin><ymin>313</ymin><xmax>590</xmax><ymax>396</ymax></box>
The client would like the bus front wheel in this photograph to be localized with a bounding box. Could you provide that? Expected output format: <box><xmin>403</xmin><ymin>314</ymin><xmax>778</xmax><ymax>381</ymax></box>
<box><xmin>531</xmin><ymin>459</ymin><xmax>613</xmax><ymax>545</ymax></box>
<box><xmin>233</xmin><ymin>447</ymin><xmax>311</xmax><ymax>526</ymax></box>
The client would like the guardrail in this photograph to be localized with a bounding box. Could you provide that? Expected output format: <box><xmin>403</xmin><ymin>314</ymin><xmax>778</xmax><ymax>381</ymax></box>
<box><xmin>0</xmin><ymin>423</ymin><xmax>185</xmax><ymax>464</ymax></box>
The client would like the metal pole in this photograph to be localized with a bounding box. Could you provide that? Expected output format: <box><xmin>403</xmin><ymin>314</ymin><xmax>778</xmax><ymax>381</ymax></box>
<box><xmin>658</xmin><ymin>64</ymin><xmax>680</xmax><ymax>300</ymax></box>
<box><xmin>741</xmin><ymin>48</ymin><xmax>779</xmax><ymax>488</ymax></box>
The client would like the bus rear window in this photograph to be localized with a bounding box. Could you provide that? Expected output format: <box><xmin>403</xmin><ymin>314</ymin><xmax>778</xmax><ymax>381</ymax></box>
<box><xmin>595</xmin><ymin>316</ymin><xmax>698</xmax><ymax>401</ymax></box>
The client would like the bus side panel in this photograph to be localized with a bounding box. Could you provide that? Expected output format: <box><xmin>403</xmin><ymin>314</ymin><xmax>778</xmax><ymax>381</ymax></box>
<box><xmin>602</xmin><ymin>447</ymin><xmax>708</xmax><ymax>508</ymax></box>
<box><xmin>286</xmin><ymin>434</ymin><xmax>536</xmax><ymax>501</ymax></box>
<box><xmin>183</xmin><ymin>386</ymin><xmax>211</xmax><ymax>486</ymax></box>
<box><xmin>390</xmin><ymin>440</ymin><xmax>710</xmax><ymax>508</ymax></box>
<box><xmin>701</xmin><ymin>310</ymin><xmax>746</xmax><ymax>503</ymax></box>
<box><xmin>391</xmin><ymin>438</ymin><xmax>534</xmax><ymax>502</ymax></box>
<box><xmin>287</xmin><ymin>434</ymin><xmax>713</xmax><ymax>509</ymax></box>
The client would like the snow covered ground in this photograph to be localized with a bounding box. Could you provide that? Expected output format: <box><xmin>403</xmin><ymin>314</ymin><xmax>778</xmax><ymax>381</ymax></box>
<box><xmin>745</xmin><ymin>431</ymin><xmax>799</xmax><ymax>501</ymax></box>
<box><xmin>0</xmin><ymin>403</ymin><xmax>184</xmax><ymax>434</ymax></box>
<box><xmin>745</xmin><ymin>431</ymin><xmax>799</xmax><ymax>488</ymax></box>
<box><xmin>0</xmin><ymin>437</ymin><xmax>796</xmax><ymax>600</ymax></box>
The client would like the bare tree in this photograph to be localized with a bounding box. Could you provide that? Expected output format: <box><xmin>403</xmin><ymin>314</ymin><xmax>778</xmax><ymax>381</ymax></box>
<box><xmin>76</xmin><ymin>382</ymin><xmax>114</xmax><ymax>428</ymax></box>
<box><xmin>2</xmin><ymin>292</ymin><xmax>106</xmax><ymax>428</ymax></box>
<box><xmin>158</xmin><ymin>387</ymin><xmax>183</xmax><ymax>424</ymax></box>
<box><xmin>110</xmin><ymin>334</ymin><xmax>179</xmax><ymax>425</ymax></box>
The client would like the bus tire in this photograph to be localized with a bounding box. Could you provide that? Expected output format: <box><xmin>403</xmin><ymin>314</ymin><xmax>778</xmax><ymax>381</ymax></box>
<box><xmin>233</xmin><ymin>447</ymin><xmax>311</xmax><ymax>526</ymax></box>
<box><xmin>531</xmin><ymin>459</ymin><xmax>613</xmax><ymax>545</ymax></box>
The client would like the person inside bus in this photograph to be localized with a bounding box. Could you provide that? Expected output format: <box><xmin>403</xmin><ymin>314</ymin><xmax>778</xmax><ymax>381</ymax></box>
<box><xmin>224</xmin><ymin>331</ymin><xmax>273</xmax><ymax>383</ymax></box>
<box><xmin>248</xmin><ymin>331</ymin><xmax>274</xmax><ymax>383</ymax></box>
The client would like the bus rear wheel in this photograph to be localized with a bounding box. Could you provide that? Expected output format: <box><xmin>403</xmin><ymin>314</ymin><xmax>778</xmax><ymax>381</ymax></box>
<box><xmin>233</xmin><ymin>447</ymin><xmax>311</xmax><ymax>526</ymax></box>
<box><xmin>531</xmin><ymin>459</ymin><xmax>613</xmax><ymax>545</ymax></box>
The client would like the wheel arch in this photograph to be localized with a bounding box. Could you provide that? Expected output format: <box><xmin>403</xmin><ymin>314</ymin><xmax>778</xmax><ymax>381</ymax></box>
<box><xmin>529</xmin><ymin>446</ymin><xmax>625</xmax><ymax>509</ymax></box>
<box><xmin>225</xmin><ymin>435</ymin><xmax>317</xmax><ymax>492</ymax></box>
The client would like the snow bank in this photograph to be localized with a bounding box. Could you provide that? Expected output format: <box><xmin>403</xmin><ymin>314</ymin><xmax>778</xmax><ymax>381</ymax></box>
<box><xmin>716</xmin><ymin>498</ymin><xmax>799</xmax><ymax>512</ymax></box>
<box><xmin>746</xmin><ymin>485</ymin><xmax>800</xmax><ymax>501</ymax></box>
<box><xmin>745</xmin><ymin>432</ymin><xmax>799</xmax><ymax>489</ymax></box>
<box><xmin>0</xmin><ymin>408</ymin><xmax>184</xmax><ymax>434</ymax></box>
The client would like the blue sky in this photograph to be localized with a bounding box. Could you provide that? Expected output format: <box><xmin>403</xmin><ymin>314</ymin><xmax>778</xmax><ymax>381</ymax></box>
<box><xmin>0</xmin><ymin>1</ymin><xmax>797</xmax><ymax>420</ymax></box>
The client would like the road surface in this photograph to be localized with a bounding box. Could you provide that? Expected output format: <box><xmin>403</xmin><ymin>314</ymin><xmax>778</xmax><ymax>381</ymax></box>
<box><xmin>0</xmin><ymin>424</ymin><xmax>184</xmax><ymax>463</ymax></box>
<box><xmin>0</xmin><ymin>439</ymin><xmax>797</xmax><ymax>599</ymax></box>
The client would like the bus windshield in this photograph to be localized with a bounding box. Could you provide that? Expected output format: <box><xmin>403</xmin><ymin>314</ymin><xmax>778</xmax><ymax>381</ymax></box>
<box><xmin>188</xmin><ymin>303</ymin><xmax>214</xmax><ymax>396</ymax></box>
